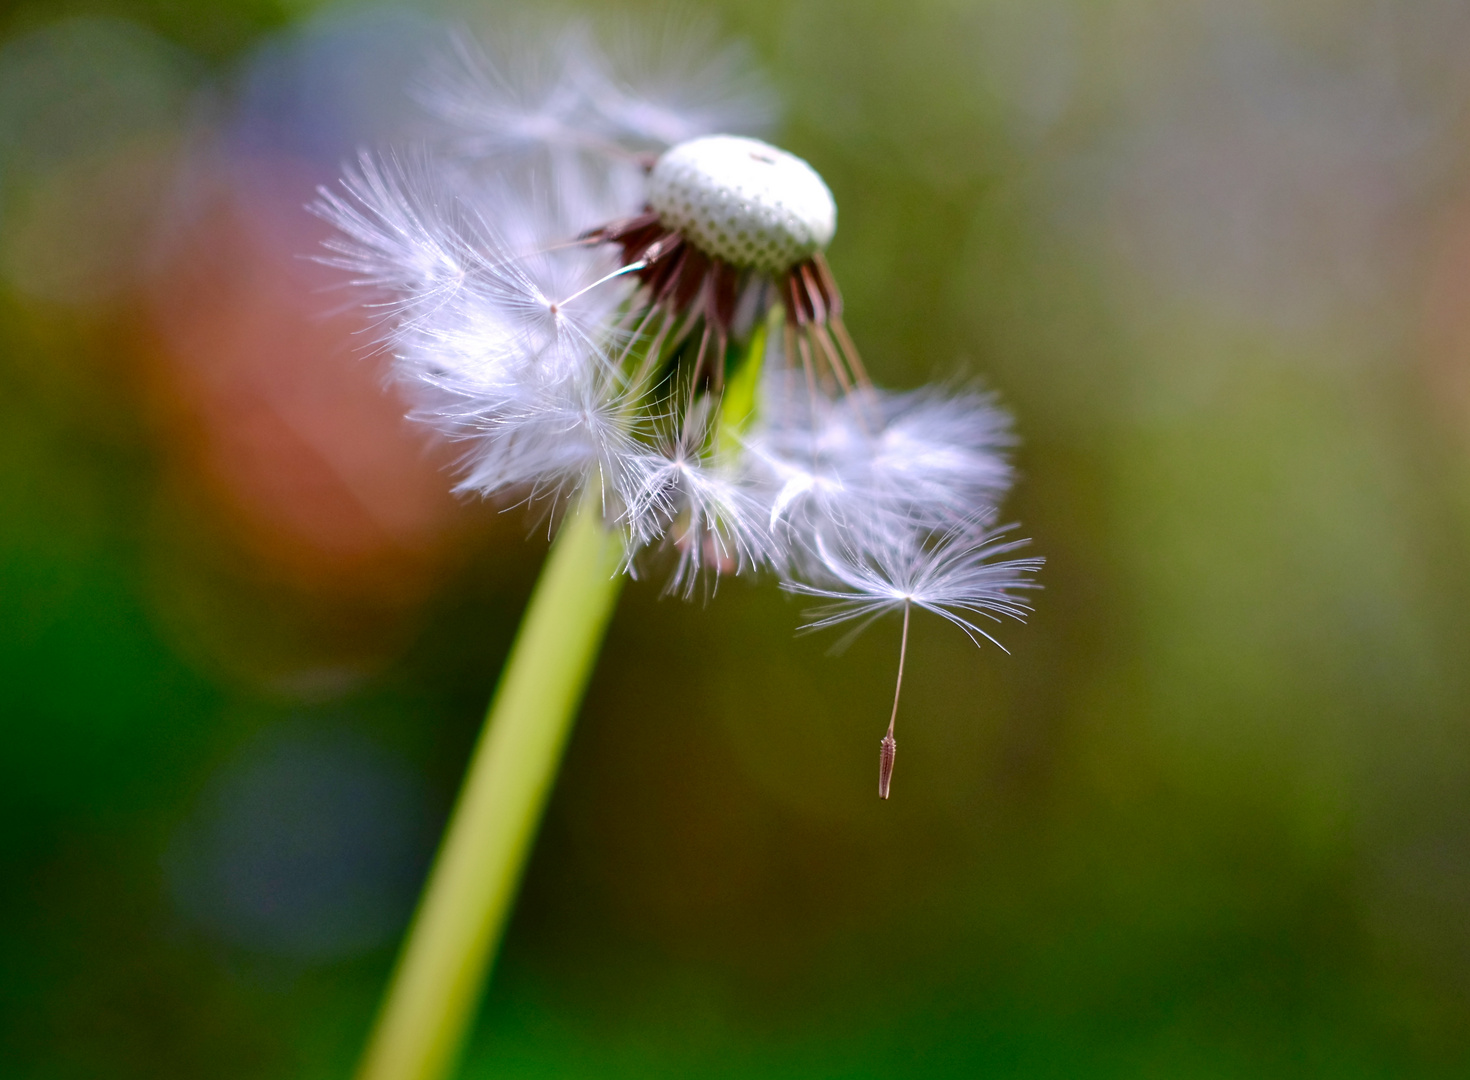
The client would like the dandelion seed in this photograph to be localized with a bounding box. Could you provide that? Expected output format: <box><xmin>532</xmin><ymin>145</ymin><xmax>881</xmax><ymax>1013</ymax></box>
<box><xmin>785</xmin><ymin>525</ymin><xmax>1043</xmax><ymax>798</ymax></box>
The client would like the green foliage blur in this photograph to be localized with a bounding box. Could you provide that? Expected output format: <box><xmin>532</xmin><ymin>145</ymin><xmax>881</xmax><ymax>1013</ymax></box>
<box><xmin>5</xmin><ymin>0</ymin><xmax>1470</xmax><ymax>1076</ymax></box>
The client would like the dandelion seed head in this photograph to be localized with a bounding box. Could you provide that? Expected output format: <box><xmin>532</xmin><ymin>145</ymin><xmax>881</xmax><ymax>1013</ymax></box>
<box><xmin>648</xmin><ymin>135</ymin><xmax>836</xmax><ymax>271</ymax></box>
<box><xmin>317</xmin><ymin>25</ymin><xmax>1039</xmax><ymax>639</ymax></box>
<box><xmin>315</xmin><ymin>20</ymin><xmax>1045</xmax><ymax>797</ymax></box>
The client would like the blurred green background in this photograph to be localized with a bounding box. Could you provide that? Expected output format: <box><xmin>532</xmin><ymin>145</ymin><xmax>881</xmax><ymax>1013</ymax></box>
<box><xmin>5</xmin><ymin>0</ymin><xmax>1470</xmax><ymax>1076</ymax></box>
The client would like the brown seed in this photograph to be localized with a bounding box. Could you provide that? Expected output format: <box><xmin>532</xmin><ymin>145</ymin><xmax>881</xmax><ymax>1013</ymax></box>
<box><xmin>879</xmin><ymin>732</ymin><xmax>897</xmax><ymax>800</ymax></box>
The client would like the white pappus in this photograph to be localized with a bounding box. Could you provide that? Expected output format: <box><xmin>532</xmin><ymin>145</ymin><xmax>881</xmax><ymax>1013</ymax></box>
<box><xmin>312</xmin><ymin>22</ymin><xmax>1043</xmax><ymax>799</ymax></box>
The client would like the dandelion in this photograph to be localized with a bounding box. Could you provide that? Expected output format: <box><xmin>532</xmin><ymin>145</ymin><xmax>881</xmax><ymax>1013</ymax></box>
<box><xmin>318</xmin><ymin>23</ymin><xmax>1041</xmax><ymax>1080</ymax></box>
<box><xmin>785</xmin><ymin>525</ymin><xmax>1044</xmax><ymax>796</ymax></box>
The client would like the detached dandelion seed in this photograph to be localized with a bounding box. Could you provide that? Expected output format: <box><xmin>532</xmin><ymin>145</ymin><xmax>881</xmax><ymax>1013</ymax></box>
<box><xmin>786</xmin><ymin>525</ymin><xmax>1043</xmax><ymax>796</ymax></box>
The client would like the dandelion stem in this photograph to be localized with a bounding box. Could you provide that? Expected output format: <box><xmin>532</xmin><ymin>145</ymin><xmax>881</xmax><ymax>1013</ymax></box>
<box><xmin>880</xmin><ymin>599</ymin><xmax>910</xmax><ymax>800</ymax></box>
<box><xmin>354</xmin><ymin>495</ymin><xmax>625</xmax><ymax>1080</ymax></box>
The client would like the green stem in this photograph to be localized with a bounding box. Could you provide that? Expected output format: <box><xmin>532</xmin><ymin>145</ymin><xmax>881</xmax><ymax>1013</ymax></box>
<box><xmin>354</xmin><ymin>497</ymin><xmax>626</xmax><ymax>1080</ymax></box>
